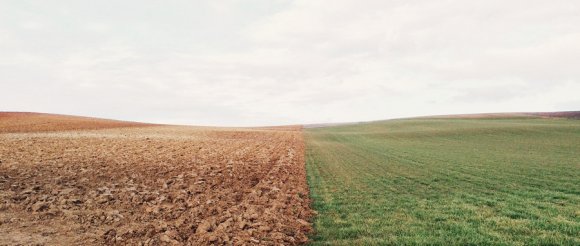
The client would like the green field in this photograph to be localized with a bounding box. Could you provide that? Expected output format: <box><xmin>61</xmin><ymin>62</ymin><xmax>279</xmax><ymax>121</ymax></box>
<box><xmin>305</xmin><ymin>118</ymin><xmax>580</xmax><ymax>245</ymax></box>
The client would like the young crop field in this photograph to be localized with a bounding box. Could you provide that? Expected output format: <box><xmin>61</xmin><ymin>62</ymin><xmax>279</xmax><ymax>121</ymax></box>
<box><xmin>305</xmin><ymin>118</ymin><xmax>580</xmax><ymax>245</ymax></box>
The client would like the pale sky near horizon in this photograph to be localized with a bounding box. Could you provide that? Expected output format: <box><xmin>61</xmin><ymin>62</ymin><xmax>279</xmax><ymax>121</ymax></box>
<box><xmin>1</xmin><ymin>0</ymin><xmax>579</xmax><ymax>126</ymax></box>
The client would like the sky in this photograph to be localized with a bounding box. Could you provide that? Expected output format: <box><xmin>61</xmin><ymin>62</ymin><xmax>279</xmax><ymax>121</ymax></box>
<box><xmin>1</xmin><ymin>0</ymin><xmax>579</xmax><ymax>126</ymax></box>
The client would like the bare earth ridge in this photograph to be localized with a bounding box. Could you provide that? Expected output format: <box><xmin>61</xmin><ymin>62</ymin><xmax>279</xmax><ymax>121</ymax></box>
<box><xmin>417</xmin><ymin>111</ymin><xmax>580</xmax><ymax>119</ymax></box>
<box><xmin>0</xmin><ymin>112</ymin><xmax>152</xmax><ymax>133</ymax></box>
<box><xmin>0</xmin><ymin>113</ymin><xmax>313</xmax><ymax>245</ymax></box>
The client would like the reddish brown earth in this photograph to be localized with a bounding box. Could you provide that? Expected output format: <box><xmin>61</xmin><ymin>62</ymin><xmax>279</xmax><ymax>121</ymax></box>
<box><xmin>418</xmin><ymin>111</ymin><xmax>580</xmax><ymax>119</ymax></box>
<box><xmin>0</xmin><ymin>112</ymin><xmax>151</xmax><ymax>133</ymax></box>
<box><xmin>0</xmin><ymin>113</ymin><xmax>313</xmax><ymax>245</ymax></box>
<box><xmin>527</xmin><ymin>111</ymin><xmax>580</xmax><ymax>119</ymax></box>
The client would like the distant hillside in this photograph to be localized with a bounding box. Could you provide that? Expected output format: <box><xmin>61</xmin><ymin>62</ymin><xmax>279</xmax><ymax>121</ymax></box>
<box><xmin>305</xmin><ymin>111</ymin><xmax>580</xmax><ymax>129</ymax></box>
<box><xmin>303</xmin><ymin>122</ymin><xmax>363</xmax><ymax>129</ymax></box>
<box><xmin>526</xmin><ymin>111</ymin><xmax>580</xmax><ymax>119</ymax></box>
<box><xmin>417</xmin><ymin>111</ymin><xmax>580</xmax><ymax>120</ymax></box>
<box><xmin>0</xmin><ymin>112</ymin><xmax>151</xmax><ymax>133</ymax></box>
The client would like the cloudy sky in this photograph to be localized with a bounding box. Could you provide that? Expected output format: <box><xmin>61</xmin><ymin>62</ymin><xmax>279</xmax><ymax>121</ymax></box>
<box><xmin>1</xmin><ymin>0</ymin><xmax>579</xmax><ymax>126</ymax></box>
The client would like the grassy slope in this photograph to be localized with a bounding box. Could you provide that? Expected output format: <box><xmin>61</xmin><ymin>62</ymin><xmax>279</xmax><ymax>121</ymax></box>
<box><xmin>305</xmin><ymin>118</ymin><xmax>580</xmax><ymax>245</ymax></box>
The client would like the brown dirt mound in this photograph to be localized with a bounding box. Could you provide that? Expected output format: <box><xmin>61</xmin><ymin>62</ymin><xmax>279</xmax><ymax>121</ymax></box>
<box><xmin>0</xmin><ymin>112</ymin><xmax>151</xmax><ymax>133</ymax></box>
<box><xmin>418</xmin><ymin>111</ymin><xmax>580</xmax><ymax>120</ymax></box>
<box><xmin>526</xmin><ymin>111</ymin><xmax>580</xmax><ymax>119</ymax></box>
<box><xmin>0</xmin><ymin>115</ymin><xmax>313</xmax><ymax>245</ymax></box>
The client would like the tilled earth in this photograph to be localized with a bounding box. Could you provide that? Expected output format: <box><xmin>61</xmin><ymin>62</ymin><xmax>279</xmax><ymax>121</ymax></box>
<box><xmin>0</xmin><ymin>114</ymin><xmax>313</xmax><ymax>245</ymax></box>
<box><xmin>0</xmin><ymin>112</ymin><xmax>150</xmax><ymax>133</ymax></box>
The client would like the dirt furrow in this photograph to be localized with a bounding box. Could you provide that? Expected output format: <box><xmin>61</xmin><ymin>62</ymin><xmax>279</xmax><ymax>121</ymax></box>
<box><xmin>0</xmin><ymin>114</ymin><xmax>313</xmax><ymax>245</ymax></box>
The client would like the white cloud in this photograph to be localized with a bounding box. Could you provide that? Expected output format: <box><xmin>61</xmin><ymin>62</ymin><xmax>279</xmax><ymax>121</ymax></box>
<box><xmin>0</xmin><ymin>0</ymin><xmax>578</xmax><ymax>126</ymax></box>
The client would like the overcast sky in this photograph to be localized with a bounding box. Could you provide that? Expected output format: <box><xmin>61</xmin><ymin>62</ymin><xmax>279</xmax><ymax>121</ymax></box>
<box><xmin>1</xmin><ymin>0</ymin><xmax>579</xmax><ymax>126</ymax></box>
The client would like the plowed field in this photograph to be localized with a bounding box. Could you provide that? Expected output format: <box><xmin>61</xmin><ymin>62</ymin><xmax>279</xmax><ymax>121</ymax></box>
<box><xmin>0</xmin><ymin>113</ymin><xmax>313</xmax><ymax>245</ymax></box>
<box><xmin>0</xmin><ymin>112</ymin><xmax>150</xmax><ymax>133</ymax></box>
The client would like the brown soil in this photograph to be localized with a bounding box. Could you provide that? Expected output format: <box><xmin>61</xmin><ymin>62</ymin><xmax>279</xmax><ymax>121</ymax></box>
<box><xmin>526</xmin><ymin>111</ymin><xmax>580</xmax><ymax>119</ymax></box>
<box><xmin>417</xmin><ymin>111</ymin><xmax>580</xmax><ymax>119</ymax></box>
<box><xmin>0</xmin><ymin>113</ymin><xmax>313</xmax><ymax>245</ymax></box>
<box><xmin>0</xmin><ymin>112</ymin><xmax>151</xmax><ymax>133</ymax></box>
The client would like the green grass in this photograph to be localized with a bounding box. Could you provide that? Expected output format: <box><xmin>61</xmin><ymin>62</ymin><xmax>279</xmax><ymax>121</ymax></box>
<box><xmin>305</xmin><ymin>118</ymin><xmax>580</xmax><ymax>245</ymax></box>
